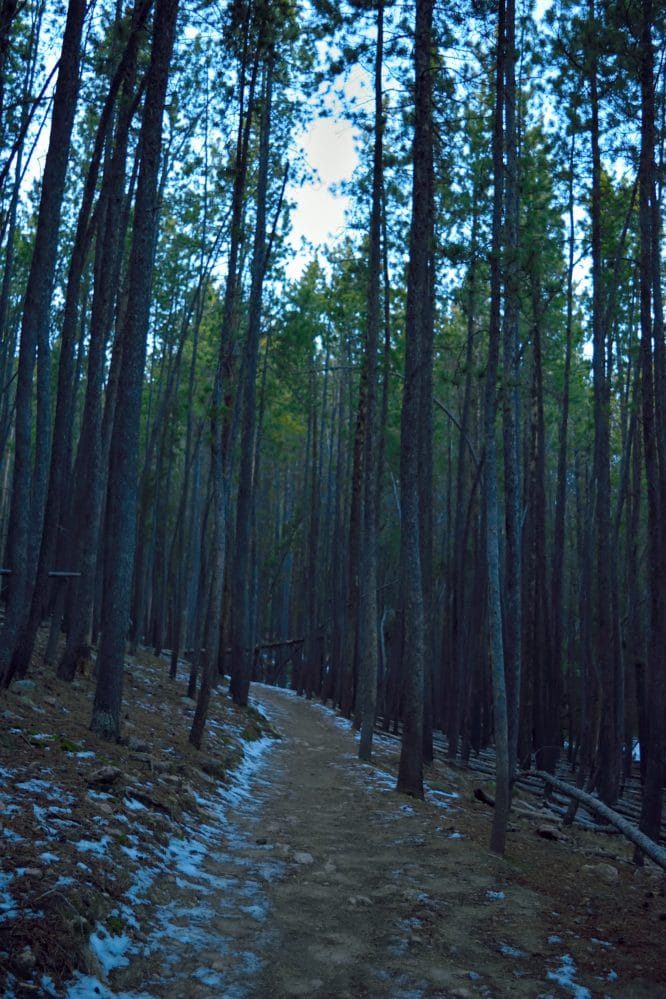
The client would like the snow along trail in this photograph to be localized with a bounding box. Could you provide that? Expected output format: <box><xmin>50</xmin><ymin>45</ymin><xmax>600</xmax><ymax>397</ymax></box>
<box><xmin>69</xmin><ymin>686</ymin><xmax>623</xmax><ymax>998</ymax></box>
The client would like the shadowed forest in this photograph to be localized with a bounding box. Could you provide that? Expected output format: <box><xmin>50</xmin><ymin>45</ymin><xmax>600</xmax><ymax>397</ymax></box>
<box><xmin>0</xmin><ymin>0</ymin><xmax>665</xmax><ymax>870</ymax></box>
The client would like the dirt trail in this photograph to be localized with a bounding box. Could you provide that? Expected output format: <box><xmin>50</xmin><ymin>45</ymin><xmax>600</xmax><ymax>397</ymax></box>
<box><xmin>110</xmin><ymin>685</ymin><xmax>664</xmax><ymax>999</ymax></box>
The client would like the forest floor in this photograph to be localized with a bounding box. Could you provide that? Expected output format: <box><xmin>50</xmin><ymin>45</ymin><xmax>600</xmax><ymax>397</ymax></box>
<box><xmin>1</xmin><ymin>648</ymin><xmax>665</xmax><ymax>998</ymax></box>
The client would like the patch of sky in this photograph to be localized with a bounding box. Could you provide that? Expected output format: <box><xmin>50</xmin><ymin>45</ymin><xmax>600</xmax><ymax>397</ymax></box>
<box><xmin>486</xmin><ymin>890</ymin><xmax>506</xmax><ymax>900</ymax></box>
<box><xmin>87</xmin><ymin>789</ymin><xmax>112</xmax><ymax>801</ymax></box>
<box><xmin>448</xmin><ymin>831</ymin><xmax>464</xmax><ymax>839</ymax></box>
<box><xmin>0</xmin><ymin>765</ymin><xmax>14</xmax><ymax>779</ymax></box>
<box><xmin>546</xmin><ymin>954</ymin><xmax>591</xmax><ymax>999</ymax></box>
<box><xmin>39</xmin><ymin>976</ymin><xmax>59</xmax><ymax>997</ymax></box>
<box><xmin>38</xmin><ymin>851</ymin><xmax>60</xmax><ymax>863</ymax></box>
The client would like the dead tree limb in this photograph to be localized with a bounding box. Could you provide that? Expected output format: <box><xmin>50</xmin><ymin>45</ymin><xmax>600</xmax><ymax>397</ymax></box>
<box><xmin>529</xmin><ymin>770</ymin><xmax>666</xmax><ymax>871</ymax></box>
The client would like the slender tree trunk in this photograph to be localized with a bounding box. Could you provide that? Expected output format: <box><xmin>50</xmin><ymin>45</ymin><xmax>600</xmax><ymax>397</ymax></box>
<box><xmin>0</xmin><ymin>0</ymin><xmax>87</xmax><ymax>687</ymax></box>
<box><xmin>485</xmin><ymin>0</ymin><xmax>511</xmax><ymax>854</ymax></box>
<box><xmin>190</xmin><ymin>26</ymin><xmax>257</xmax><ymax>746</ymax></box>
<box><xmin>92</xmin><ymin>0</ymin><xmax>179</xmax><ymax>739</ymax></box>
<box><xmin>12</xmin><ymin>1</ymin><xmax>151</xmax><ymax>675</ymax></box>
<box><xmin>230</xmin><ymin>58</ymin><xmax>273</xmax><ymax>707</ymax></box>
<box><xmin>502</xmin><ymin>0</ymin><xmax>522</xmax><ymax>776</ymax></box>
<box><xmin>588</xmin><ymin>0</ymin><xmax>617</xmax><ymax>805</ymax></box>
<box><xmin>358</xmin><ymin>0</ymin><xmax>384</xmax><ymax>762</ymax></box>
<box><xmin>636</xmin><ymin>0</ymin><xmax>665</xmax><ymax>852</ymax></box>
<box><xmin>396</xmin><ymin>0</ymin><xmax>434</xmax><ymax>800</ymax></box>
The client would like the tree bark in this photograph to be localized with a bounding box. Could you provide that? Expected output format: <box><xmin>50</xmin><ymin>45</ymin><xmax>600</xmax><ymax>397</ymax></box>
<box><xmin>530</xmin><ymin>771</ymin><xmax>666</xmax><ymax>872</ymax></box>
<box><xmin>484</xmin><ymin>0</ymin><xmax>511</xmax><ymax>854</ymax></box>
<box><xmin>92</xmin><ymin>0</ymin><xmax>179</xmax><ymax>739</ymax></box>
<box><xmin>396</xmin><ymin>0</ymin><xmax>434</xmax><ymax>800</ymax></box>
<box><xmin>0</xmin><ymin>0</ymin><xmax>87</xmax><ymax>687</ymax></box>
<box><xmin>358</xmin><ymin>0</ymin><xmax>383</xmax><ymax>763</ymax></box>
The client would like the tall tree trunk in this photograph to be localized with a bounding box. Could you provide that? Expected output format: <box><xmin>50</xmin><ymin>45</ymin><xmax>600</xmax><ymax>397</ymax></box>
<box><xmin>92</xmin><ymin>0</ymin><xmax>179</xmax><ymax>739</ymax></box>
<box><xmin>502</xmin><ymin>0</ymin><xmax>522</xmax><ymax>776</ymax></box>
<box><xmin>358</xmin><ymin>0</ymin><xmax>384</xmax><ymax>762</ymax></box>
<box><xmin>230</xmin><ymin>58</ymin><xmax>273</xmax><ymax>707</ymax></box>
<box><xmin>190</xmin><ymin>23</ymin><xmax>258</xmax><ymax>747</ymax></box>
<box><xmin>636</xmin><ymin>0</ymin><xmax>665</xmax><ymax>852</ymax></box>
<box><xmin>548</xmin><ymin>132</ymin><xmax>576</xmax><ymax>772</ymax></box>
<box><xmin>588</xmin><ymin>0</ymin><xmax>617</xmax><ymax>805</ymax></box>
<box><xmin>396</xmin><ymin>0</ymin><xmax>434</xmax><ymax>800</ymax></box>
<box><xmin>12</xmin><ymin>0</ymin><xmax>151</xmax><ymax>675</ymax></box>
<box><xmin>0</xmin><ymin>0</ymin><xmax>87</xmax><ymax>687</ymax></box>
<box><xmin>485</xmin><ymin>0</ymin><xmax>511</xmax><ymax>854</ymax></box>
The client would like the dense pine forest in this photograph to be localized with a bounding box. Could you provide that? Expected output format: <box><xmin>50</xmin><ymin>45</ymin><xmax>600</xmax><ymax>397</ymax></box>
<box><xmin>0</xmin><ymin>0</ymin><xmax>664</xmax><ymax>862</ymax></box>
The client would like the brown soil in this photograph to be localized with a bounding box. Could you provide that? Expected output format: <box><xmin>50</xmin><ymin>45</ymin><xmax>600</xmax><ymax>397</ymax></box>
<box><xmin>1</xmin><ymin>650</ymin><xmax>665</xmax><ymax>998</ymax></box>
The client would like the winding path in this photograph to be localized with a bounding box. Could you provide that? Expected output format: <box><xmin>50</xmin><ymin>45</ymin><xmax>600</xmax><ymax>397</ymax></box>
<box><xmin>109</xmin><ymin>686</ymin><xmax>613</xmax><ymax>999</ymax></box>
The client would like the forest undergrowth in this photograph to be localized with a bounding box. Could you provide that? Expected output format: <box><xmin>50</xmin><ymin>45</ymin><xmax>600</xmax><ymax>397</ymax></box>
<box><xmin>1</xmin><ymin>634</ymin><xmax>665</xmax><ymax>997</ymax></box>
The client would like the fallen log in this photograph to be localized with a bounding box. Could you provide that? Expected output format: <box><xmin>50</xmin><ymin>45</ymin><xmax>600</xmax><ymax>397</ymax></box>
<box><xmin>528</xmin><ymin>770</ymin><xmax>666</xmax><ymax>871</ymax></box>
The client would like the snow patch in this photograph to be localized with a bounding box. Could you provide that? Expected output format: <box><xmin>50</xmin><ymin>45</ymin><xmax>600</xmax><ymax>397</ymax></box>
<box><xmin>545</xmin><ymin>953</ymin><xmax>591</xmax><ymax>998</ymax></box>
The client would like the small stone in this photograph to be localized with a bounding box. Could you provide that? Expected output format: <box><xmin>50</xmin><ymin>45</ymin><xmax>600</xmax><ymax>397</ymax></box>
<box><xmin>582</xmin><ymin>862</ymin><xmax>619</xmax><ymax>885</ymax></box>
<box><xmin>349</xmin><ymin>895</ymin><xmax>372</xmax><ymax>906</ymax></box>
<box><xmin>88</xmin><ymin>765</ymin><xmax>123</xmax><ymax>787</ymax></box>
<box><xmin>21</xmin><ymin>868</ymin><xmax>43</xmax><ymax>879</ymax></box>
<box><xmin>536</xmin><ymin>823</ymin><xmax>561</xmax><ymax>841</ymax></box>
<box><xmin>13</xmin><ymin>679</ymin><xmax>36</xmax><ymax>692</ymax></box>
<box><xmin>293</xmin><ymin>851</ymin><xmax>314</xmax><ymax>865</ymax></box>
<box><xmin>127</xmin><ymin>736</ymin><xmax>151</xmax><ymax>752</ymax></box>
<box><xmin>14</xmin><ymin>945</ymin><xmax>36</xmax><ymax>975</ymax></box>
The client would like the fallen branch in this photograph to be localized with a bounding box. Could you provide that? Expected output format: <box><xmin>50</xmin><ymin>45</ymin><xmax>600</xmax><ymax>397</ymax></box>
<box><xmin>528</xmin><ymin>770</ymin><xmax>666</xmax><ymax>871</ymax></box>
<box><xmin>474</xmin><ymin>787</ymin><xmax>495</xmax><ymax>808</ymax></box>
